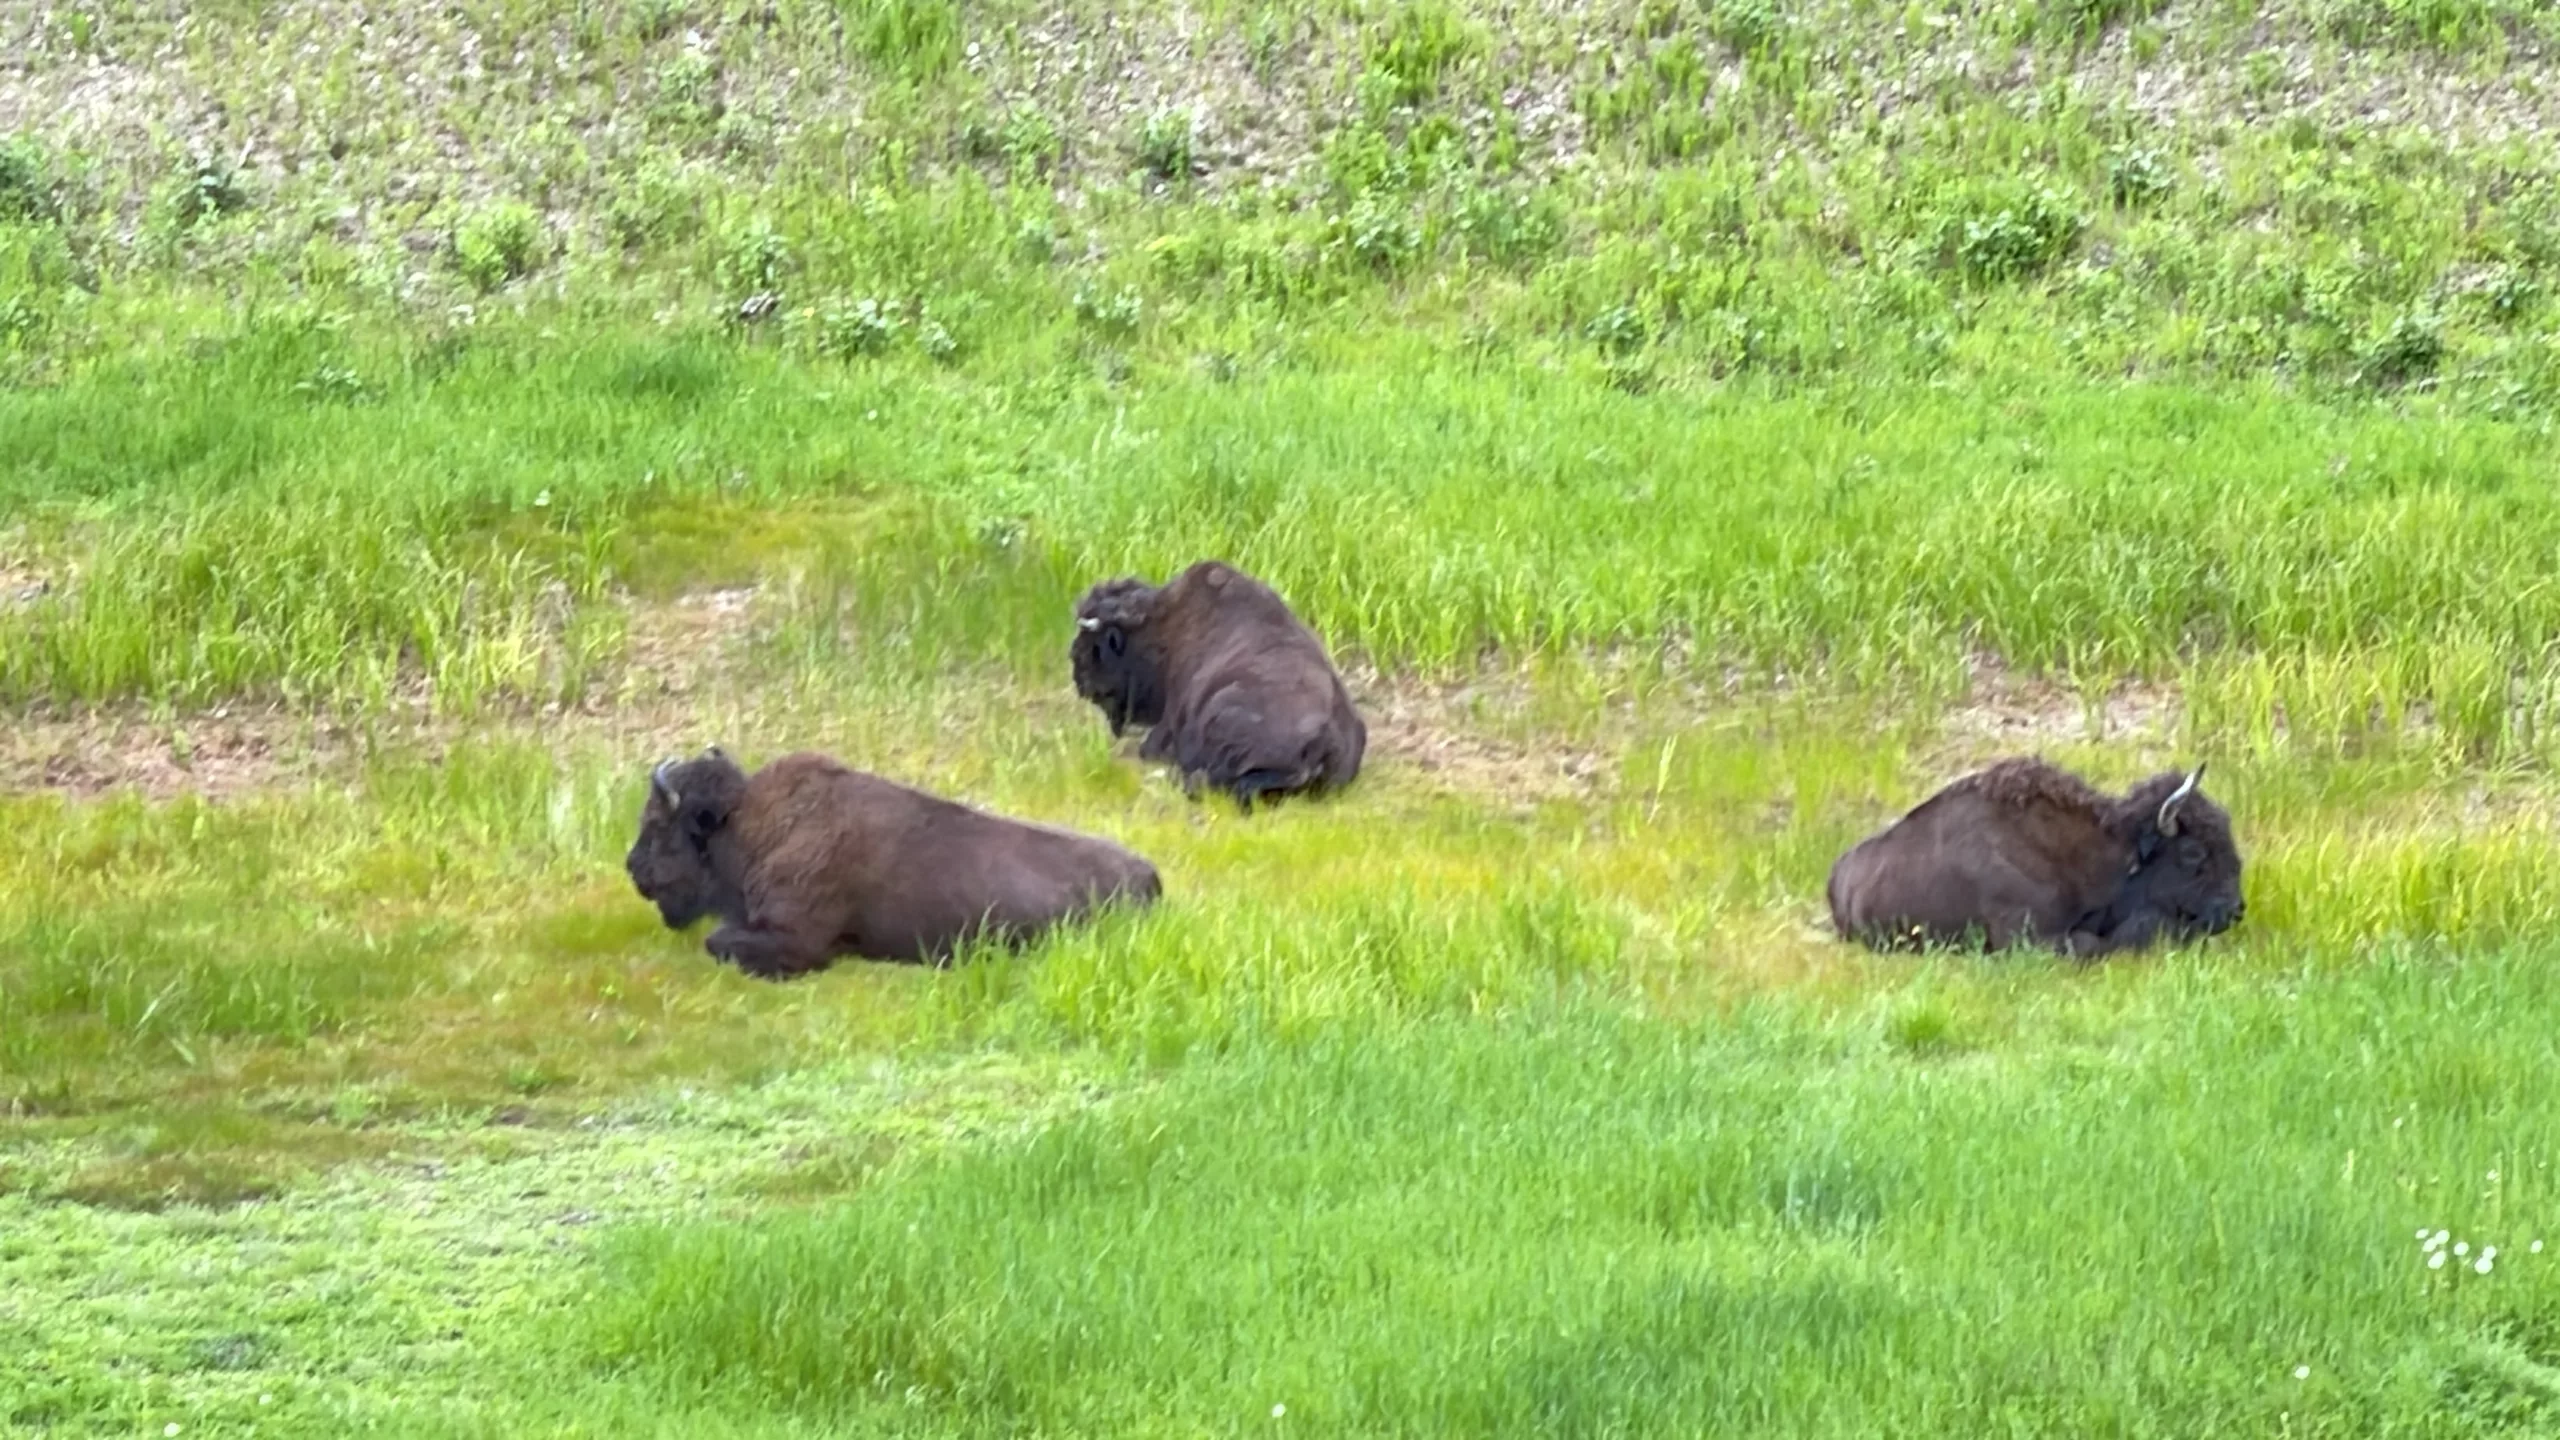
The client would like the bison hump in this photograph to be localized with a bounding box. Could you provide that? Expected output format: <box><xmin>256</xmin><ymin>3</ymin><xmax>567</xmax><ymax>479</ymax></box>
<box><xmin>1961</xmin><ymin>756</ymin><xmax>2108</xmax><ymax>817</ymax></box>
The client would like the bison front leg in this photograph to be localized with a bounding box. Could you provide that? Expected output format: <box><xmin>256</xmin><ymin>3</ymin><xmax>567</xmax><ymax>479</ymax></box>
<box><xmin>2061</xmin><ymin>909</ymin><xmax>2165</xmax><ymax>962</ymax></box>
<box><xmin>704</xmin><ymin>921</ymin><xmax>835</xmax><ymax>981</ymax></box>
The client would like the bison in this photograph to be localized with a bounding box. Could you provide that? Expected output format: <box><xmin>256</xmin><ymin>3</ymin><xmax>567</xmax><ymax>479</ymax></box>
<box><xmin>624</xmin><ymin>747</ymin><xmax>1163</xmax><ymax>980</ymax></box>
<box><xmin>1826</xmin><ymin>756</ymin><xmax>2244</xmax><ymax>960</ymax></box>
<box><xmin>1069</xmin><ymin>559</ymin><xmax>1366</xmax><ymax>809</ymax></box>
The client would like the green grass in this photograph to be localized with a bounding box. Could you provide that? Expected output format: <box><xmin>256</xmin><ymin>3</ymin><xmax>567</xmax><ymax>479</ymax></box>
<box><xmin>13</xmin><ymin>0</ymin><xmax>2560</xmax><ymax>1433</ymax></box>
<box><xmin>12</xmin><ymin>321</ymin><xmax>2560</xmax><ymax>759</ymax></box>
<box><xmin>590</xmin><ymin>982</ymin><xmax>2560</xmax><ymax>1436</ymax></box>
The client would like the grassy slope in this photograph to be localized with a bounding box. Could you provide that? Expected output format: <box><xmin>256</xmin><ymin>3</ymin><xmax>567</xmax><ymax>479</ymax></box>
<box><xmin>10</xmin><ymin>0</ymin><xmax>2560</xmax><ymax>1434</ymax></box>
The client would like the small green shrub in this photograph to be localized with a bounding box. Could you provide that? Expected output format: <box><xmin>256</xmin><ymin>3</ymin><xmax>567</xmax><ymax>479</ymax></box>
<box><xmin>1369</xmin><ymin>0</ymin><xmax>1476</xmax><ymax>106</ymax></box>
<box><xmin>2316</xmin><ymin>0</ymin><xmax>2502</xmax><ymax>50</ymax></box>
<box><xmin>1586</xmin><ymin>303</ymin><xmax>1649</xmax><ymax>357</ymax></box>
<box><xmin>454</xmin><ymin>201</ymin><xmax>546</xmax><ymax>291</ymax></box>
<box><xmin>1002</xmin><ymin>108</ymin><xmax>1065</xmax><ymax>175</ymax></box>
<box><xmin>1336</xmin><ymin>192</ymin><xmax>1421</xmax><ymax>271</ymax></box>
<box><xmin>1707</xmin><ymin>0</ymin><xmax>1784</xmax><ymax>54</ymax></box>
<box><xmin>634</xmin><ymin>0</ymin><xmax>686</xmax><ymax>42</ymax></box>
<box><xmin>1014</xmin><ymin>216</ymin><xmax>1062</xmax><ymax>265</ymax></box>
<box><xmin>2360</xmin><ymin>309</ymin><xmax>2446</xmax><ymax>390</ymax></box>
<box><xmin>648</xmin><ymin>52</ymin><xmax>723</xmax><ymax>136</ymax></box>
<box><xmin>292</xmin><ymin>364</ymin><xmax>370</xmax><ymax>404</ymax></box>
<box><xmin>1134</xmin><ymin>109</ymin><xmax>1197</xmax><ymax>183</ymax></box>
<box><xmin>2106</xmin><ymin>146</ymin><xmax>2175</xmax><ymax>207</ymax></box>
<box><xmin>2482</xmin><ymin>266</ymin><xmax>2540</xmax><ymax>322</ymax></box>
<box><xmin>842</xmin><ymin>0</ymin><xmax>961</xmax><ymax>79</ymax></box>
<box><xmin>0</xmin><ymin>136</ymin><xmax>58</xmax><ymax>223</ymax></box>
<box><xmin>2040</xmin><ymin>0</ymin><xmax>2168</xmax><ymax>37</ymax></box>
<box><xmin>0</xmin><ymin>290</ymin><xmax>47</xmax><ymax>345</ymax></box>
<box><xmin>813</xmin><ymin>296</ymin><xmax>903</xmax><ymax>357</ymax></box>
<box><xmin>1936</xmin><ymin>184</ymin><xmax>2085</xmax><ymax>282</ymax></box>
<box><xmin>1453</xmin><ymin>185</ymin><xmax>1566</xmax><ymax>267</ymax></box>
<box><xmin>604</xmin><ymin>157</ymin><xmax>701</xmax><ymax>252</ymax></box>
<box><xmin>715</xmin><ymin>217</ymin><xmax>791</xmax><ymax>296</ymax></box>
<box><xmin>165</xmin><ymin>153</ymin><xmax>250</xmax><ymax>228</ymax></box>
<box><xmin>1070</xmin><ymin>284</ymin><xmax>1143</xmax><ymax>336</ymax></box>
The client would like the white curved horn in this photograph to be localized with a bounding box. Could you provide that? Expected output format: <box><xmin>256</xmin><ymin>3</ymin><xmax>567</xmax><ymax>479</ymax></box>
<box><xmin>651</xmin><ymin>759</ymin><xmax>680</xmax><ymax>808</ymax></box>
<box><xmin>1077</xmin><ymin>616</ymin><xmax>1102</xmax><ymax>631</ymax></box>
<box><xmin>2156</xmin><ymin>764</ymin><xmax>2204</xmax><ymax>835</ymax></box>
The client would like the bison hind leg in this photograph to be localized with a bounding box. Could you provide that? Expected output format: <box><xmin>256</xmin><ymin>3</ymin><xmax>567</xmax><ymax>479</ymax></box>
<box><xmin>1229</xmin><ymin>767</ymin><xmax>1308</xmax><ymax>812</ymax></box>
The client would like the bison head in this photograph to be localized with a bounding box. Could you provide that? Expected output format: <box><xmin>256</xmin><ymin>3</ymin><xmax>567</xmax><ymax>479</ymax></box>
<box><xmin>624</xmin><ymin>747</ymin><xmax>750</xmax><ymax>931</ymax></box>
<box><xmin>2103</xmin><ymin>764</ymin><xmax>2246</xmax><ymax>942</ymax></box>
<box><xmin>1069</xmin><ymin>577</ymin><xmax>1166</xmax><ymax>736</ymax></box>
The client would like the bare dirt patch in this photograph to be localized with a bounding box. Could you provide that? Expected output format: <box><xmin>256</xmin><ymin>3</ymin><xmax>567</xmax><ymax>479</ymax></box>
<box><xmin>617</xmin><ymin>584</ymin><xmax>761</xmax><ymax>699</ymax></box>
<box><xmin>3</xmin><ymin>704</ymin><xmax>324</xmax><ymax>801</ymax></box>
<box><xmin>0</xmin><ymin>561</ymin><xmax>50</xmax><ymax>607</ymax></box>
<box><xmin>1932</xmin><ymin>655</ymin><xmax>2183</xmax><ymax>762</ymax></box>
<box><xmin>1349</xmin><ymin>666</ymin><xmax>1611</xmax><ymax>806</ymax></box>
<box><xmin>1</xmin><ymin>588</ymin><xmax>771</xmax><ymax>801</ymax></box>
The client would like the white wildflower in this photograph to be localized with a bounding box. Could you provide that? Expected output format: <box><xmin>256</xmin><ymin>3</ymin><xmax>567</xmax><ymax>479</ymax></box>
<box><xmin>2535</xmin><ymin>1240</ymin><xmax>2546</xmax><ymax>1254</ymax></box>
<box><xmin>2484</xmin><ymin>1246</ymin><xmax>2499</xmax><ymax>1261</ymax></box>
<box><xmin>2293</xmin><ymin>1365</ymin><xmax>2310</xmax><ymax>1380</ymax></box>
<box><xmin>1272</xmin><ymin>1403</ymin><xmax>1287</xmax><ymax>1419</ymax></box>
<box><xmin>2456</xmin><ymin>1241</ymin><xmax>2471</xmax><ymax>1257</ymax></box>
<box><xmin>259</xmin><ymin>1394</ymin><xmax>273</xmax><ymax>1406</ymax></box>
<box><xmin>2417</xmin><ymin>1227</ymin><xmax>2430</xmax><ymax>1240</ymax></box>
<box><xmin>165</xmin><ymin>1428</ymin><xmax>182</xmax><ymax>1438</ymax></box>
<box><xmin>2478</xmin><ymin>1256</ymin><xmax>2495</xmax><ymax>1275</ymax></box>
<box><xmin>2430</xmin><ymin>1250</ymin><xmax>2448</xmax><ymax>1270</ymax></box>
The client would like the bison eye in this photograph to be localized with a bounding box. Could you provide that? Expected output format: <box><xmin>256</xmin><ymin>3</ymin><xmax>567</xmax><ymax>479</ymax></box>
<box><xmin>2177</xmin><ymin>837</ymin><xmax>2205</xmax><ymax>867</ymax></box>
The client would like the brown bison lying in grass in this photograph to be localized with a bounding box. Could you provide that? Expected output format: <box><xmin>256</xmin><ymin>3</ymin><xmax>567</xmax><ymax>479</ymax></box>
<box><xmin>625</xmin><ymin>747</ymin><xmax>1162</xmax><ymax>981</ymax></box>
<box><xmin>1070</xmin><ymin>560</ymin><xmax>1365</xmax><ymax>810</ymax></box>
<box><xmin>1827</xmin><ymin>756</ymin><xmax>2245</xmax><ymax>960</ymax></box>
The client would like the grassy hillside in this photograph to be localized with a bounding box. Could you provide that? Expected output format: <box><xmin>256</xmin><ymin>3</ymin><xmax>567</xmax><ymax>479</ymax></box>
<box><xmin>9</xmin><ymin>2</ymin><xmax>2560</xmax><ymax>1436</ymax></box>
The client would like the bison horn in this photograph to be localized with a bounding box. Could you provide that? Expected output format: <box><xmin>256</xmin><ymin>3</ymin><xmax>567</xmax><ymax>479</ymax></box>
<box><xmin>1077</xmin><ymin>616</ymin><xmax>1102</xmax><ymax>631</ymax></box>
<box><xmin>2156</xmin><ymin>763</ymin><xmax>2204</xmax><ymax>836</ymax></box>
<box><xmin>652</xmin><ymin>759</ymin><xmax>680</xmax><ymax>809</ymax></box>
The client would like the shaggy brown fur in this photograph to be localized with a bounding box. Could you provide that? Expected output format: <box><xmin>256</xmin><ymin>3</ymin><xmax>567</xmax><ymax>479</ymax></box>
<box><xmin>1069</xmin><ymin>560</ymin><xmax>1365</xmax><ymax>809</ymax></box>
<box><xmin>1827</xmin><ymin>755</ymin><xmax>2245</xmax><ymax>960</ymax></box>
<box><xmin>624</xmin><ymin>748</ymin><xmax>1163</xmax><ymax>980</ymax></box>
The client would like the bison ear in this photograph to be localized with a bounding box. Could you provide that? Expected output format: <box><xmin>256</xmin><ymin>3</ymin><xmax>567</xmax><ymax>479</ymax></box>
<box><xmin>2156</xmin><ymin>764</ymin><xmax>2204</xmax><ymax>837</ymax></box>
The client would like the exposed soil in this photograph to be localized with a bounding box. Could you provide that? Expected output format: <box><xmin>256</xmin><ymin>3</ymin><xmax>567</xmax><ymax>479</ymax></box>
<box><xmin>1348</xmin><ymin>664</ymin><xmax>1611</xmax><ymax>807</ymax></box>
<box><xmin>2</xmin><ymin>590</ymin><xmax>1629</xmax><ymax>806</ymax></box>
<box><xmin>1936</xmin><ymin>654</ymin><xmax>2182</xmax><ymax>754</ymax></box>
<box><xmin>617</xmin><ymin>584</ymin><xmax>761</xmax><ymax>698</ymax></box>
<box><xmin>5</xmin><ymin>704</ymin><xmax>319</xmax><ymax>801</ymax></box>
